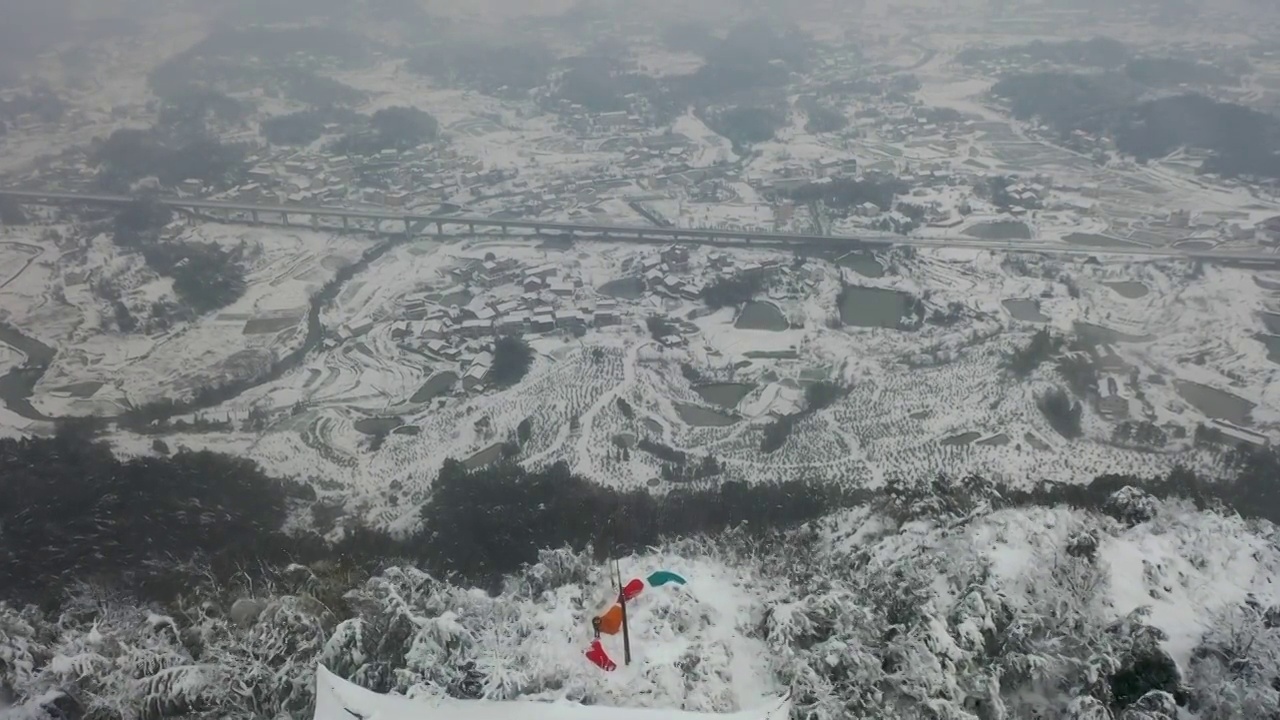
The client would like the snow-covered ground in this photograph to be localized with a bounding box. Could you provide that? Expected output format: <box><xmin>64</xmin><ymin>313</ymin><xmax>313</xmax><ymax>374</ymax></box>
<box><xmin>0</xmin><ymin>224</ymin><xmax>370</xmax><ymax>415</ymax></box>
<box><xmin>80</xmin><ymin>234</ymin><xmax>1277</xmax><ymax>530</ymax></box>
<box><xmin>13</xmin><ymin>496</ymin><xmax>1277</xmax><ymax>720</ymax></box>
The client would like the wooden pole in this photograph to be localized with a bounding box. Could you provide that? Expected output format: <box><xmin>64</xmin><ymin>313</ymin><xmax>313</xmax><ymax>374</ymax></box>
<box><xmin>616</xmin><ymin>560</ymin><xmax>632</xmax><ymax>666</ymax></box>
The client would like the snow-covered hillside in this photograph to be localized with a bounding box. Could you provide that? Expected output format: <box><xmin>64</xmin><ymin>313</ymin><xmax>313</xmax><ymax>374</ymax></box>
<box><xmin>4</xmin><ymin>496</ymin><xmax>1278</xmax><ymax>720</ymax></box>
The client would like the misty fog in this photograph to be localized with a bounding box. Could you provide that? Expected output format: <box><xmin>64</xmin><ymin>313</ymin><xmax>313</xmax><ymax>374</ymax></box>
<box><xmin>2</xmin><ymin>1</ymin><xmax>1280</xmax><ymax>719</ymax></box>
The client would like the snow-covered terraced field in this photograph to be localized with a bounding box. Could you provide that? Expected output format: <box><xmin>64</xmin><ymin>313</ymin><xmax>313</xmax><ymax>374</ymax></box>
<box><xmin>105</xmin><ymin>236</ymin><xmax>1273</xmax><ymax>530</ymax></box>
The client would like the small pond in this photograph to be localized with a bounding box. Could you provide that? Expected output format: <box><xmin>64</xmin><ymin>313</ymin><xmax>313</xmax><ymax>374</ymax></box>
<box><xmin>52</xmin><ymin>381</ymin><xmax>103</xmax><ymax>398</ymax></box>
<box><xmin>838</xmin><ymin>286</ymin><xmax>911</xmax><ymax>329</ymax></box>
<box><xmin>977</xmin><ymin>433</ymin><xmax>1011</xmax><ymax>447</ymax></box>
<box><xmin>735</xmin><ymin>301</ymin><xmax>788</xmax><ymax>331</ymax></box>
<box><xmin>674</xmin><ymin>402</ymin><xmax>739</xmax><ymax>427</ymax></box>
<box><xmin>354</xmin><ymin>416</ymin><xmax>403</xmax><ymax>435</ymax></box>
<box><xmin>0</xmin><ymin>321</ymin><xmax>56</xmax><ymax>421</ymax></box>
<box><xmin>1174</xmin><ymin>380</ymin><xmax>1255</xmax><ymax>426</ymax></box>
<box><xmin>1254</xmin><ymin>275</ymin><xmax>1280</xmax><ymax>292</ymax></box>
<box><xmin>838</xmin><ymin>252</ymin><xmax>885</xmax><ymax>278</ymax></box>
<box><xmin>964</xmin><ymin>221</ymin><xmax>1031</xmax><ymax>240</ymax></box>
<box><xmin>1003</xmin><ymin>299</ymin><xmax>1048</xmax><ymax>322</ymax></box>
<box><xmin>464</xmin><ymin>442</ymin><xmax>506</xmax><ymax>470</ymax></box>
<box><xmin>411</xmin><ymin>371</ymin><xmax>458</xmax><ymax>403</ymax></box>
<box><xmin>393</xmin><ymin>425</ymin><xmax>421</xmax><ymax>436</ymax></box>
<box><xmin>1261</xmin><ymin>312</ymin><xmax>1280</xmax><ymax>335</ymax></box>
<box><xmin>941</xmin><ymin>431</ymin><xmax>981</xmax><ymax>446</ymax></box>
<box><xmin>0</xmin><ymin>322</ymin><xmax>54</xmax><ymax>364</ymax></box>
<box><xmin>598</xmin><ymin>277</ymin><xmax>646</xmax><ymax>299</ymax></box>
<box><xmin>1104</xmin><ymin>281</ymin><xmax>1150</xmax><ymax>299</ymax></box>
<box><xmin>243</xmin><ymin>316</ymin><xmax>300</xmax><ymax>335</ymax></box>
<box><xmin>1258</xmin><ymin>334</ymin><xmax>1280</xmax><ymax>364</ymax></box>
<box><xmin>1074</xmin><ymin>321</ymin><xmax>1154</xmax><ymax>344</ymax></box>
<box><xmin>694</xmin><ymin>383</ymin><xmax>755</xmax><ymax>408</ymax></box>
<box><xmin>1024</xmin><ymin>432</ymin><xmax>1051</xmax><ymax>451</ymax></box>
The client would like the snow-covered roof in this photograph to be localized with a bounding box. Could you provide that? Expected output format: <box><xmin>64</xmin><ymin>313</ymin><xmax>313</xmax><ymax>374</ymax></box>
<box><xmin>314</xmin><ymin>666</ymin><xmax>791</xmax><ymax>720</ymax></box>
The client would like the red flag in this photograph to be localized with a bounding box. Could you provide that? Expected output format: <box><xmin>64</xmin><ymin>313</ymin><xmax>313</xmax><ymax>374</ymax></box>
<box><xmin>620</xmin><ymin>578</ymin><xmax>644</xmax><ymax>602</ymax></box>
<box><xmin>586</xmin><ymin>639</ymin><xmax>617</xmax><ymax>671</ymax></box>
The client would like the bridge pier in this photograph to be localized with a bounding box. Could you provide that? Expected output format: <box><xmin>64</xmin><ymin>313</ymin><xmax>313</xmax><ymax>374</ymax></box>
<box><xmin>436</xmin><ymin>220</ymin><xmax>444</xmax><ymax>236</ymax></box>
<box><xmin>500</xmin><ymin>224</ymin><xmax>508</xmax><ymax>235</ymax></box>
<box><xmin>468</xmin><ymin>222</ymin><xmax>476</xmax><ymax>235</ymax></box>
<box><xmin>282</xmin><ymin>212</ymin><xmax>290</xmax><ymax>226</ymax></box>
<box><xmin>250</xmin><ymin>210</ymin><xmax>260</xmax><ymax>225</ymax></box>
<box><xmin>342</xmin><ymin>216</ymin><xmax>349</xmax><ymax>231</ymax></box>
<box><xmin>311</xmin><ymin>214</ymin><xmax>319</xmax><ymax>230</ymax></box>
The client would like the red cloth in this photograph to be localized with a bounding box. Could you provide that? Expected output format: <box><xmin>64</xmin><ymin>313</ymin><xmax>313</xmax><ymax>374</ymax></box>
<box><xmin>621</xmin><ymin>578</ymin><xmax>644</xmax><ymax>602</ymax></box>
<box><xmin>586</xmin><ymin>639</ymin><xmax>617</xmax><ymax>671</ymax></box>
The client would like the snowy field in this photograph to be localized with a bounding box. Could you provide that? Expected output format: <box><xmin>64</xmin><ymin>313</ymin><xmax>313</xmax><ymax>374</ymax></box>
<box><xmin>9</xmin><ymin>494</ymin><xmax>1278</xmax><ymax>720</ymax></box>
<box><xmin>3</xmin><ymin>225</ymin><xmax>371</xmax><ymax>415</ymax></box>
<box><xmin>83</xmin><ymin>234</ymin><xmax>1280</xmax><ymax>531</ymax></box>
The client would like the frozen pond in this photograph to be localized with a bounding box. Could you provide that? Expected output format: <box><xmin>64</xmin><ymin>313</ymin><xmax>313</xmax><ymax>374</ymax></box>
<box><xmin>411</xmin><ymin>371</ymin><xmax>457</xmax><ymax>403</ymax></box>
<box><xmin>941</xmin><ymin>431</ymin><xmax>981</xmax><ymax>446</ymax></box>
<box><xmin>674</xmin><ymin>402</ymin><xmax>739</xmax><ymax>427</ymax></box>
<box><xmin>1174</xmin><ymin>380</ymin><xmax>1256</xmax><ymax>426</ymax></box>
<box><xmin>464</xmin><ymin>442</ymin><xmax>506</xmax><ymax>469</ymax></box>
<box><xmin>838</xmin><ymin>252</ymin><xmax>885</xmax><ymax>278</ymax></box>
<box><xmin>1003</xmin><ymin>299</ymin><xmax>1048</xmax><ymax>322</ymax></box>
<box><xmin>694</xmin><ymin>383</ymin><xmax>755</xmax><ymax>408</ymax></box>
<box><xmin>1105</xmin><ymin>281</ymin><xmax>1149</xmax><ymax>299</ymax></box>
<box><xmin>735</xmin><ymin>301</ymin><xmax>789</xmax><ymax>331</ymax></box>
<box><xmin>0</xmin><ymin>321</ymin><xmax>56</xmax><ymax>421</ymax></box>
<box><xmin>354</xmin><ymin>416</ymin><xmax>402</xmax><ymax>435</ymax></box>
<box><xmin>964</xmin><ymin>221</ymin><xmax>1031</xmax><ymax>240</ymax></box>
<box><xmin>1258</xmin><ymin>334</ymin><xmax>1280</xmax><ymax>364</ymax></box>
<box><xmin>839</xmin><ymin>286</ymin><xmax>911</xmax><ymax>328</ymax></box>
<box><xmin>1075</xmin><ymin>321</ymin><xmax>1154</xmax><ymax>344</ymax></box>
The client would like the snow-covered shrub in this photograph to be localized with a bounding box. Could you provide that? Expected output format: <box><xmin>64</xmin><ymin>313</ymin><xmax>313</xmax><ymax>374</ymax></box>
<box><xmin>1116</xmin><ymin>690</ymin><xmax>1176</xmax><ymax>720</ymax></box>
<box><xmin>880</xmin><ymin>473</ymin><xmax>1001</xmax><ymax>522</ymax></box>
<box><xmin>1066</xmin><ymin>696</ymin><xmax>1114</xmax><ymax>720</ymax></box>
<box><xmin>1066</xmin><ymin>529</ymin><xmax>1100</xmax><ymax>561</ymax></box>
<box><xmin>515</xmin><ymin>548</ymin><xmax>597</xmax><ymax>597</ymax></box>
<box><xmin>1103</xmin><ymin>609</ymin><xmax>1182</xmax><ymax>713</ymax></box>
<box><xmin>1103</xmin><ymin>487</ymin><xmax>1158</xmax><ymax>527</ymax></box>
<box><xmin>1185</xmin><ymin>599</ymin><xmax>1280</xmax><ymax>719</ymax></box>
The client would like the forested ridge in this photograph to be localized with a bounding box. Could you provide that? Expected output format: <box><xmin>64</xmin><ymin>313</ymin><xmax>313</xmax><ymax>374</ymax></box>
<box><xmin>2</xmin><ymin>429</ymin><xmax>1279</xmax><ymax>719</ymax></box>
<box><xmin>990</xmin><ymin>72</ymin><xmax>1280</xmax><ymax>177</ymax></box>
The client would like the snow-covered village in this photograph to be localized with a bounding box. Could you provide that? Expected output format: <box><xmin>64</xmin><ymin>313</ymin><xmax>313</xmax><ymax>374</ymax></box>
<box><xmin>2</xmin><ymin>1</ymin><xmax>1280</xmax><ymax>719</ymax></box>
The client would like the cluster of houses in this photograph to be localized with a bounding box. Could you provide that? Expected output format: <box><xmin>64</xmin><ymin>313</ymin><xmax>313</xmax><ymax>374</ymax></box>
<box><xmin>214</xmin><ymin>144</ymin><xmax>509</xmax><ymax>209</ymax></box>
<box><xmin>341</xmin><ymin>243</ymin><xmax>787</xmax><ymax>391</ymax></box>
<box><xmin>390</xmin><ymin>256</ymin><xmax>628</xmax><ymax>349</ymax></box>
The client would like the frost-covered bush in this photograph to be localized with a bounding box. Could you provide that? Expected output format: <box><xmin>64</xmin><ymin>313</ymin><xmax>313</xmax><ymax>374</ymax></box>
<box><xmin>1186</xmin><ymin>600</ymin><xmax>1280</xmax><ymax>719</ymax></box>
<box><xmin>4</xmin><ymin>497</ymin><xmax>1279</xmax><ymax>720</ymax></box>
<box><xmin>1103</xmin><ymin>486</ymin><xmax>1159</xmax><ymax>527</ymax></box>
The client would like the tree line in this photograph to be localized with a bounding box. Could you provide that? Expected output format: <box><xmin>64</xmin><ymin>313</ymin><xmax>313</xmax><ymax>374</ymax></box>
<box><xmin>0</xmin><ymin>428</ymin><xmax>860</xmax><ymax>606</ymax></box>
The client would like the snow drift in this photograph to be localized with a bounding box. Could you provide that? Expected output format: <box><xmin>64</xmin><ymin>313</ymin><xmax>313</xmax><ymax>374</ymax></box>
<box><xmin>313</xmin><ymin>665</ymin><xmax>792</xmax><ymax>720</ymax></box>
